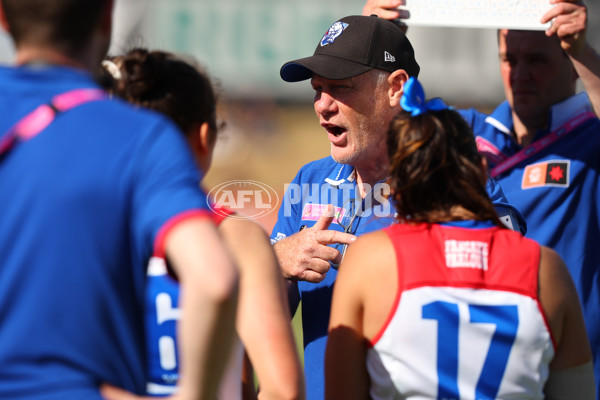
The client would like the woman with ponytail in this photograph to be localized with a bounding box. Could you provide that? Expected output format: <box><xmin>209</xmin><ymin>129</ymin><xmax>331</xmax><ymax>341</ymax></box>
<box><xmin>325</xmin><ymin>78</ymin><xmax>594</xmax><ymax>400</ymax></box>
<box><xmin>100</xmin><ymin>49</ymin><xmax>304</xmax><ymax>400</ymax></box>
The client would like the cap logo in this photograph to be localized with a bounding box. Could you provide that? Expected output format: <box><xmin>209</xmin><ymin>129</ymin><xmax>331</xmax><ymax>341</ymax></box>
<box><xmin>320</xmin><ymin>21</ymin><xmax>348</xmax><ymax>47</ymax></box>
<box><xmin>384</xmin><ymin>51</ymin><xmax>396</xmax><ymax>62</ymax></box>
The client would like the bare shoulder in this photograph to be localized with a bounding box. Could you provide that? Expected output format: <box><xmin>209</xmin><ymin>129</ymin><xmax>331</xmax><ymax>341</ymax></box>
<box><xmin>538</xmin><ymin>246</ymin><xmax>593</xmax><ymax>372</ymax></box>
<box><xmin>218</xmin><ymin>217</ymin><xmax>278</xmax><ymax>274</ymax></box>
<box><xmin>218</xmin><ymin>217</ymin><xmax>269</xmax><ymax>243</ymax></box>
<box><xmin>338</xmin><ymin>229</ymin><xmax>398</xmax><ymax>341</ymax></box>
<box><xmin>218</xmin><ymin>217</ymin><xmax>273</xmax><ymax>256</ymax></box>
<box><xmin>538</xmin><ymin>245</ymin><xmax>575</xmax><ymax>296</ymax></box>
<box><xmin>338</xmin><ymin>229</ymin><xmax>395</xmax><ymax>283</ymax></box>
<box><xmin>538</xmin><ymin>245</ymin><xmax>580</xmax><ymax>342</ymax></box>
<box><xmin>343</xmin><ymin>230</ymin><xmax>395</xmax><ymax>269</ymax></box>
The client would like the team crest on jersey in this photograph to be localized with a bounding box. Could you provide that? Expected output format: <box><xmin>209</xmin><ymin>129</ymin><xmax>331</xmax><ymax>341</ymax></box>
<box><xmin>320</xmin><ymin>22</ymin><xmax>348</xmax><ymax>46</ymax></box>
<box><xmin>521</xmin><ymin>160</ymin><xmax>570</xmax><ymax>189</ymax></box>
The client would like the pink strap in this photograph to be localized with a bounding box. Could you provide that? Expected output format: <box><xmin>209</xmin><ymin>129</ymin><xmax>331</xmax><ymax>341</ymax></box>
<box><xmin>52</xmin><ymin>88</ymin><xmax>107</xmax><ymax>111</ymax></box>
<box><xmin>0</xmin><ymin>88</ymin><xmax>106</xmax><ymax>157</ymax></box>
<box><xmin>490</xmin><ymin>112</ymin><xmax>596</xmax><ymax>178</ymax></box>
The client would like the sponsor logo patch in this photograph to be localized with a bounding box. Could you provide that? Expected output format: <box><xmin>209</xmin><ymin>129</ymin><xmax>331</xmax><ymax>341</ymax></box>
<box><xmin>521</xmin><ymin>160</ymin><xmax>570</xmax><ymax>189</ymax></box>
<box><xmin>445</xmin><ymin>240</ymin><xmax>489</xmax><ymax>271</ymax></box>
<box><xmin>301</xmin><ymin>203</ymin><xmax>345</xmax><ymax>223</ymax></box>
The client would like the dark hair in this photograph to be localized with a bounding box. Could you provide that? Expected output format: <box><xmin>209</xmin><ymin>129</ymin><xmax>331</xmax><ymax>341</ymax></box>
<box><xmin>102</xmin><ymin>48</ymin><xmax>221</xmax><ymax>140</ymax></box>
<box><xmin>2</xmin><ymin>0</ymin><xmax>107</xmax><ymax>55</ymax></box>
<box><xmin>387</xmin><ymin>108</ymin><xmax>503</xmax><ymax>226</ymax></box>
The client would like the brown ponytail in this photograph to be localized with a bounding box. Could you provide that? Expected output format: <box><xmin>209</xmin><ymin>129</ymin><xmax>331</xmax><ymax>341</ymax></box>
<box><xmin>102</xmin><ymin>48</ymin><xmax>221</xmax><ymax>141</ymax></box>
<box><xmin>387</xmin><ymin>109</ymin><xmax>503</xmax><ymax>226</ymax></box>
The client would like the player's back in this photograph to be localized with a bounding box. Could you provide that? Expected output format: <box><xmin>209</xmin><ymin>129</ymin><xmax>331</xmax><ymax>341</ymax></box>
<box><xmin>0</xmin><ymin>65</ymin><xmax>204</xmax><ymax>399</ymax></box>
<box><xmin>367</xmin><ymin>221</ymin><xmax>553</xmax><ymax>400</ymax></box>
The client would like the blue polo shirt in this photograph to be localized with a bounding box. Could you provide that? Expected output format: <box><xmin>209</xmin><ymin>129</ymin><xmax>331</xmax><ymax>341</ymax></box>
<box><xmin>0</xmin><ymin>65</ymin><xmax>211</xmax><ymax>399</ymax></box>
<box><xmin>270</xmin><ymin>155</ymin><xmax>525</xmax><ymax>400</ymax></box>
<box><xmin>459</xmin><ymin>92</ymin><xmax>600</xmax><ymax>397</ymax></box>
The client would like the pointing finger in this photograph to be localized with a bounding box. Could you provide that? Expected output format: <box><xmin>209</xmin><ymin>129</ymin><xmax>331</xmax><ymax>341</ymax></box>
<box><xmin>311</xmin><ymin>204</ymin><xmax>336</xmax><ymax>231</ymax></box>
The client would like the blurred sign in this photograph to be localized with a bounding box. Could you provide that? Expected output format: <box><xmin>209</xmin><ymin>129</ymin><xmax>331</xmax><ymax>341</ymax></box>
<box><xmin>403</xmin><ymin>0</ymin><xmax>552</xmax><ymax>30</ymax></box>
<box><xmin>136</xmin><ymin>0</ymin><xmax>361</xmax><ymax>99</ymax></box>
<box><xmin>1</xmin><ymin>0</ymin><xmax>598</xmax><ymax>104</ymax></box>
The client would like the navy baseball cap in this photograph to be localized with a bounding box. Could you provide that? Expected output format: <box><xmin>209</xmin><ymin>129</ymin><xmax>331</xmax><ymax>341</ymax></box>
<box><xmin>280</xmin><ymin>15</ymin><xmax>420</xmax><ymax>82</ymax></box>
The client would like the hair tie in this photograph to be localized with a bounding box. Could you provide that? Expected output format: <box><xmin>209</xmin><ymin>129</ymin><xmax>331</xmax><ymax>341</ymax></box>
<box><xmin>400</xmin><ymin>77</ymin><xmax>448</xmax><ymax>116</ymax></box>
<box><xmin>102</xmin><ymin>60</ymin><xmax>122</xmax><ymax>80</ymax></box>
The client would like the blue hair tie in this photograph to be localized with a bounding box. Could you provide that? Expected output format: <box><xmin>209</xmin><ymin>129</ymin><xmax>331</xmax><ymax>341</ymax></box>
<box><xmin>400</xmin><ymin>77</ymin><xmax>449</xmax><ymax>116</ymax></box>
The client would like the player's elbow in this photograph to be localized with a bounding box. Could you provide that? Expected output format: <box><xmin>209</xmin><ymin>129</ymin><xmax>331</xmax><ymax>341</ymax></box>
<box><xmin>203</xmin><ymin>262</ymin><xmax>239</xmax><ymax>304</ymax></box>
<box><xmin>259</xmin><ymin>377</ymin><xmax>305</xmax><ymax>400</ymax></box>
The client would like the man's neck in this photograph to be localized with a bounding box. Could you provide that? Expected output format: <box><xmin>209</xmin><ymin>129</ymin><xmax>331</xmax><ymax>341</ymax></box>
<box><xmin>354</xmin><ymin>164</ymin><xmax>388</xmax><ymax>198</ymax></box>
<box><xmin>16</xmin><ymin>47</ymin><xmax>91</xmax><ymax>71</ymax></box>
<box><xmin>511</xmin><ymin>112</ymin><xmax>548</xmax><ymax>147</ymax></box>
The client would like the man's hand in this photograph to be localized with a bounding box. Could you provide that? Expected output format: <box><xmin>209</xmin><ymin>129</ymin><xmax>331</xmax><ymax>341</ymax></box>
<box><xmin>363</xmin><ymin>0</ymin><xmax>403</xmax><ymax>19</ymax></box>
<box><xmin>542</xmin><ymin>0</ymin><xmax>588</xmax><ymax>56</ymax></box>
<box><xmin>273</xmin><ymin>205</ymin><xmax>356</xmax><ymax>283</ymax></box>
<box><xmin>362</xmin><ymin>0</ymin><xmax>410</xmax><ymax>31</ymax></box>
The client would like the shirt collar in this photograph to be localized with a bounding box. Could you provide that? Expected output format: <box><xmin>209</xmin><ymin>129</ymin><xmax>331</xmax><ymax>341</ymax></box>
<box><xmin>484</xmin><ymin>101</ymin><xmax>513</xmax><ymax>136</ymax></box>
<box><xmin>324</xmin><ymin>163</ymin><xmax>355</xmax><ymax>187</ymax></box>
<box><xmin>485</xmin><ymin>92</ymin><xmax>592</xmax><ymax>138</ymax></box>
<box><xmin>548</xmin><ymin>92</ymin><xmax>592</xmax><ymax>132</ymax></box>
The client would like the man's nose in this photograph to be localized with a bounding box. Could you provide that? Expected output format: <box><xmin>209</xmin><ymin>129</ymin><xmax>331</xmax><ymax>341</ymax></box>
<box><xmin>314</xmin><ymin>91</ymin><xmax>337</xmax><ymax>116</ymax></box>
<box><xmin>511</xmin><ymin>61</ymin><xmax>531</xmax><ymax>83</ymax></box>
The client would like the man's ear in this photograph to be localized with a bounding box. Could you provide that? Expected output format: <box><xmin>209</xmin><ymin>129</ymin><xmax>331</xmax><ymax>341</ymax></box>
<box><xmin>388</xmin><ymin>69</ymin><xmax>410</xmax><ymax>107</ymax></box>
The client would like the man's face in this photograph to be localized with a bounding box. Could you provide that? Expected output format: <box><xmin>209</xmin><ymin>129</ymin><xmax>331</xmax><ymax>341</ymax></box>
<box><xmin>498</xmin><ymin>29</ymin><xmax>576</xmax><ymax>129</ymax></box>
<box><xmin>311</xmin><ymin>70</ymin><xmax>393</xmax><ymax>168</ymax></box>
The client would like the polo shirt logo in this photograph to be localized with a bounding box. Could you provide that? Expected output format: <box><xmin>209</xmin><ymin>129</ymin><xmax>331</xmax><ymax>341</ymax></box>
<box><xmin>301</xmin><ymin>203</ymin><xmax>345</xmax><ymax>223</ymax></box>
<box><xmin>521</xmin><ymin>160</ymin><xmax>570</xmax><ymax>189</ymax></box>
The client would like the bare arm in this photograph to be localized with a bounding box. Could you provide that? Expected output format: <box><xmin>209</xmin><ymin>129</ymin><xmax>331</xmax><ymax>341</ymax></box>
<box><xmin>326</xmin><ymin>231</ymin><xmax>395</xmax><ymax>400</ymax></box>
<box><xmin>538</xmin><ymin>246</ymin><xmax>595</xmax><ymax>399</ymax></box>
<box><xmin>325</xmin><ymin>239</ymin><xmax>371</xmax><ymax>400</ymax></box>
<box><xmin>220</xmin><ymin>218</ymin><xmax>305</xmax><ymax>400</ymax></box>
<box><xmin>166</xmin><ymin>217</ymin><xmax>239</xmax><ymax>400</ymax></box>
<box><xmin>542</xmin><ymin>0</ymin><xmax>600</xmax><ymax>115</ymax></box>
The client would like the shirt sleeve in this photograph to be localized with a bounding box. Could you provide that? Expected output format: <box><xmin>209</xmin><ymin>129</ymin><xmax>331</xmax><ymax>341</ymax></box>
<box><xmin>270</xmin><ymin>169</ymin><xmax>304</xmax><ymax>243</ymax></box>
<box><xmin>486</xmin><ymin>177</ymin><xmax>528</xmax><ymax>235</ymax></box>
<box><xmin>130</xmin><ymin>118</ymin><xmax>214</xmax><ymax>259</ymax></box>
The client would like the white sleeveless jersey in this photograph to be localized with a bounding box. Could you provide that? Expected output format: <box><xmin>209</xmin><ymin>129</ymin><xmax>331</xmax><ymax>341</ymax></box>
<box><xmin>367</xmin><ymin>222</ymin><xmax>554</xmax><ymax>400</ymax></box>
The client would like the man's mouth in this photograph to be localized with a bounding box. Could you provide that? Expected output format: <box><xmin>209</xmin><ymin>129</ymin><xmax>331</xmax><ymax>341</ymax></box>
<box><xmin>512</xmin><ymin>88</ymin><xmax>537</xmax><ymax>96</ymax></box>
<box><xmin>324</xmin><ymin>125</ymin><xmax>346</xmax><ymax>137</ymax></box>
